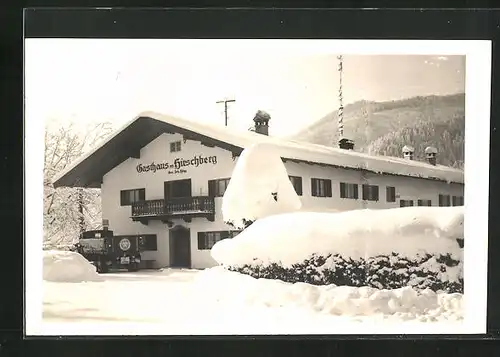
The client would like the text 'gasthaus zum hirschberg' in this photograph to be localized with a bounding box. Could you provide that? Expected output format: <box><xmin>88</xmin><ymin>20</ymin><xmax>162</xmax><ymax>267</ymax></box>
<box><xmin>136</xmin><ymin>154</ymin><xmax>217</xmax><ymax>174</ymax></box>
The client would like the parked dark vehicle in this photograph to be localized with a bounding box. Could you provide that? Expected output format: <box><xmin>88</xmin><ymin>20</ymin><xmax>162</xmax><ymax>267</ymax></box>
<box><xmin>75</xmin><ymin>229</ymin><xmax>142</xmax><ymax>273</ymax></box>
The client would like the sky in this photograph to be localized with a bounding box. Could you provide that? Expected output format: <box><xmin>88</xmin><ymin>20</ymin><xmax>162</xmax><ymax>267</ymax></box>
<box><xmin>25</xmin><ymin>39</ymin><xmax>465</xmax><ymax>137</ymax></box>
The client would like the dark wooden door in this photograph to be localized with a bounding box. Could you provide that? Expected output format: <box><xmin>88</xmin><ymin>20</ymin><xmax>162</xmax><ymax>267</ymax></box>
<box><xmin>170</xmin><ymin>227</ymin><xmax>191</xmax><ymax>268</ymax></box>
<box><xmin>164</xmin><ymin>179</ymin><xmax>192</xmax><ymax>199</ymax></box>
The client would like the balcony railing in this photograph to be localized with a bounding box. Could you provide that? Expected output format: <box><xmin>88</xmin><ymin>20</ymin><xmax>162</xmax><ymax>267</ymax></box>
<box><xmin>131</xmin><ymin>196</ymin><xmax>215</xmax><ymax>220</ymax></box>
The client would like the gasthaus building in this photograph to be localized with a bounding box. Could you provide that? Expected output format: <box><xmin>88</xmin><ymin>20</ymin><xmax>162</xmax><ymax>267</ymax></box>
<box><xmin>53</xmin><ymin>111</ymin><xmax>465</xmax><ymax>270</ymax></box>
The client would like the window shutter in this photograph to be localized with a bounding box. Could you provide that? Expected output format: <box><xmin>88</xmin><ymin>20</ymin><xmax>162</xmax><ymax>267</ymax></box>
<box><xmin>311</xmin><ymin>178</ymin><xmax>316</xmax><ymax>196</ymax></box>
<box><xmin>362</xmin><ymin>185</ymin><xmax>368</xmax><ymax>200</ymax></box>
<box><xmin>208</xmin><ymin>180</ymin><xmax>216</xmax><ymax>197</ymax></box>
<box><xmin>296</xmin><ymin>177</ymin><xmax>303</xmax><ymax>196</ymax></box>
<box><xmin>353</xmin><ymin>184</ymin><xmax>359</xmax><ymax>199</ymax></box>
<box><xmin>325</xmin><ymin>180</ymin><xmax>332</xmax><ymax>197</ymax></box>
<box><xmin>120</xmin><ymin>190</ymin><xmax>126</xmax><ymax>206</ymax></box>
<box><xmin>144</xmin><ymin>235</ymin><xmax>158</xmax><ymax>250</ymax></box>
<box><xmin>139</xmin><ymin>189</ymin><xmax>145</xmax><ymax>201</ymax></box>
<box><xmin>387</xmin><ymin>187</ymin><xmax>395</xmax><ymax>202</ymax></box>
<box><xmin>374</xmin><ymin>186</ymin><xmax>379</xmax><ymax>201</ymax></box>
<box><xmin>340</xmin><ymin>183</ymin><xmax>345</xmax><ymax>198</ymax></box>
<box><xmin>197</xmin><ymin>232</ymin><xmax>205</xmax><ymax>249</ymax></box>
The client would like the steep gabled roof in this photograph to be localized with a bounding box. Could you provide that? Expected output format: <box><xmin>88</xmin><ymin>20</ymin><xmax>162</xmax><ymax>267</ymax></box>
<box><xmin>52</xmin><ymin>111</ymin><xmax>464</xmax><ymax>188</ymax></box>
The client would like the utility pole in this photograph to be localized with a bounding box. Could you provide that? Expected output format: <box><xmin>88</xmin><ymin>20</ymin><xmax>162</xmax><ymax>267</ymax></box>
<box><xmin>216</xmin><ymin>98</ymin><xmax>236</xmax><ymax>127</ymax></box>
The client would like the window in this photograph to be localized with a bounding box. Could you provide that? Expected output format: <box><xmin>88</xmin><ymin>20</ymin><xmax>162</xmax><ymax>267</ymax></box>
<box><xmin>208</xmin><ymin>178</ymin><xmax>231</xmax><ymax>197</ymax></box>
<box><xmin>340</xmin><ymin>182</ymin><xmax>358</xmax><ymax>199</ymax></box>
<box><xmin>138</xmin><ymin>234</ymin><xmax>158</xmax><ymax>251</ymax></box>
<box><xmin>289</xmin><ymin>176</ymin><xmax>303</xmax><ymax>196</ymax></box>
<box><xmin>311</xmin><ymin>178</ymin><xmax>332</xmax><ymax>197</ymax></box>
<box><xmin>386</xmin><ymin>186</ymin><xmax>396</xmax><ymax>202</ymax></box>
<box><xmin>439</xmin><ymin>194</ymin><xmax>451</xmax><ymax>207</ymax></box>
<box><xmin>170</xmin><ymin>141</ymin><xmax>182</xmax><ymax>153</ymax></box>
<box><xmin>400</xmin><ymin>200</ymin><xmax>414</xmax><ymax>207</ymax></box>
<box><xmin>120</xmin><ymin>188</ymin><xmax>145</xmax><ymax>206</ymax></box>
<box><xmin>197</xmin><ymin>230</ymin><xmax>241</xmax><ymax>250</ymax></box>
<box><xmin>452</xmin><ymin>196</ymin><xmax>464</xmax><ymax>206</ymax></box>
<box><xmin>417</xmin><ymin>199</ymin><xmax>432</xmax><ymax>206</ymax></box>
<box><xmin>362</xmin><ymin>184</ymin><xmax>379</xmax><ymax>201</ymax></box>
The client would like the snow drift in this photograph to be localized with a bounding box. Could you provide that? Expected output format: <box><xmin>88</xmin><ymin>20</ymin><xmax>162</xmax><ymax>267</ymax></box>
<box><xmin>211</xmin><ymin>206</ymin><xmax>464</xmax><ymax>292</ymax></box>
<box><xmin>196</xmin><ymin>267</ymin><xmax>463</xmax><ymax>321</ymax></box>
<box><xmin>222</xmin><ymin>143</ymin><xmax>302</xmax><ymax>229</ymax></box>
<box><xmin>43</xmin><ymin>250</ymin><xmax>103</xmax><ymax>283</ymax></box>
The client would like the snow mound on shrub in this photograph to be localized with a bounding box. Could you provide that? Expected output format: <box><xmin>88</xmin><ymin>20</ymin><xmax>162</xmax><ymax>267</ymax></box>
<box><xmin>212</xmin><ymin>206</ymin><xmax>464</xmax><ymax>267</ymax></box>
<box><xmin>43</xmin><ymin>250</ymin><xmax>103</xmax><ymax>283</ymax></box>
<box><xmin>222</xmin><ymin>143</ymin><xmax>302</xmax><ymax>229</ymax></box>
<box><xmin>196</xmin><ymin>267</ymin><xmax>463</xmax><ymax>321</ymax></box>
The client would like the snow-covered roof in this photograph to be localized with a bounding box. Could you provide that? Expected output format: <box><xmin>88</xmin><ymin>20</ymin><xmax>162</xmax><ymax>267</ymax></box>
<box><xmin>402</xmin><ymin>145</ymin><xmax>415</xmax><ymax>153</ymax></box>
<box><xmin>425</xmin><ymin>146</ymin><xmax>438</xmax><ymax>154</ymax></box>
<box><xmin>53</xmin><ymin>111</ymin><xmax>464</xmax><ymax>188</ymax></box>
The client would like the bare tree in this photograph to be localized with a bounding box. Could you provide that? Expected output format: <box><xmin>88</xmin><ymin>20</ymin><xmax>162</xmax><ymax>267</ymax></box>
<box><xmin>43</xmin><ymin>121</ymin><xmax>114</xmax><ymax>249</ymax></box>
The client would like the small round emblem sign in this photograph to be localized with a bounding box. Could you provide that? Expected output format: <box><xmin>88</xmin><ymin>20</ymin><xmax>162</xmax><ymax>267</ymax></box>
<box><xmin>119</xmin><ymin>238</ymin><xmax>131</xmax><ymax>251</ymax></box>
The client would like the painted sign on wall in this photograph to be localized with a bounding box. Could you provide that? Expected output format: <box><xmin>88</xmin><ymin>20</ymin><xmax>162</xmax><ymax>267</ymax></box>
<box><xmin>136</xmin><ymin>154</ymin><xmax>218</xmax><ymax>174</ymax></box>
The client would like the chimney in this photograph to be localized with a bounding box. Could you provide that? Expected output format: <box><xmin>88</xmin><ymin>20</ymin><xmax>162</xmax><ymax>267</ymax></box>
<box><xmin>402</xmin><ymin>145</ymin><xmax>415</xmax><ymax>160</ymax></box>
<box><xmin>338</xmin><ymin>137</ymin><xmax>355</xmax><ymax>150</ymax></box>
<box><xmin>253</xmin><ymin>110</ymin><xmax>270</xmax><ymax>136</ymax></box>
<box><xmin>425</xmin><ymin>146</ymin><xmax>438</xmax><ymax>165</ymax></box>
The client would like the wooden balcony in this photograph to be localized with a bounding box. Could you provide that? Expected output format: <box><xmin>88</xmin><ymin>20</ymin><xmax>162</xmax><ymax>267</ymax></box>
<box><xmin>131</xmin><ymin>196</ymin><xmax>215</xmax><ymax>225</ymax></box>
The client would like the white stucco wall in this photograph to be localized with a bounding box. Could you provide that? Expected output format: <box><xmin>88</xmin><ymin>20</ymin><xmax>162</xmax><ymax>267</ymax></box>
<box><xmin>101</xmin><ymin>132</ymin><xmax>464</xmax><ymax>269</ymax></box>
<box><xmin>101</xmin><ymin>133</ymin><xmax>237</xmax><ymax>268</ymax></box>
<box><xmin>285</xmin><ymin>160</ymin><xmax>463</xmax><ymax>211</ymax></box>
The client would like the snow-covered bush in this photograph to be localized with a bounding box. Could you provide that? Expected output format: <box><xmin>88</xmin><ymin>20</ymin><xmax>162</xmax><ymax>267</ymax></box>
<box><xmin>222</xmin><ymin>143</ymin><xmax>302</xmax><ymax>230</ymax></box>
<box><xmin>42</xmin><ymin>243</ymin><xmax>78</xmax><ymax>251</ymax></box>
<box><xmin>43</xmin><ymin>250</ymin><xmax>103</xmax><ymax>282</ymax></box>
<box><xmin>234</xmin><ymin>252</ymin><xmax>462</xmax><ymax>293</ymax></box>
<box><xmin>212</xmin><ymin>206</ymin><xmax>464</xmax><ymax>293</ymax></box>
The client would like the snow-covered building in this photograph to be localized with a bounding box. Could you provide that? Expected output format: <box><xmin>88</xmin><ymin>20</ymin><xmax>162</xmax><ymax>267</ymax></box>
<box><xmin>52</xmin><ymin>112</ymin><xmax>464</xmax><ymax>269</ymax></box>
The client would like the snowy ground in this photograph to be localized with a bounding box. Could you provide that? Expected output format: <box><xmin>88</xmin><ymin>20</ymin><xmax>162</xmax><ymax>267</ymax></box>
<box><xmin>41</xmin><ymin>267</ymin><xmax>465</xmax><ymax>335</ymax></box>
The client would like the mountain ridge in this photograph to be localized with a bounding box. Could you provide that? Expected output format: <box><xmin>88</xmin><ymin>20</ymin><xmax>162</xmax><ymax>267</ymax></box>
<box><xmin>290</xmin><ymin>93</ymin><xmax>465</xmax><ymax>168</ymax></box>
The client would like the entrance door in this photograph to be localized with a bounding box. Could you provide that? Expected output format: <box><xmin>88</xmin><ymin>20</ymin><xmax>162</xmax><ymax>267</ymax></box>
<box><xmin>164</xmin><ymin>179</ymin><xmax>192</xmax><ymax>199</ymax></box>
<box><xmin>169</xmin><ymin>226</ymin><xmax>191</xmax><ymax>268</ymax></box>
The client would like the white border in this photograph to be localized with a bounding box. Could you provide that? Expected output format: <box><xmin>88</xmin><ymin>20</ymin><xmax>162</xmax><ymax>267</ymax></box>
<box><xmin>25</xmin><ymin>39</ymin><xmax>491</xmax><ymax>335</ymax></box>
